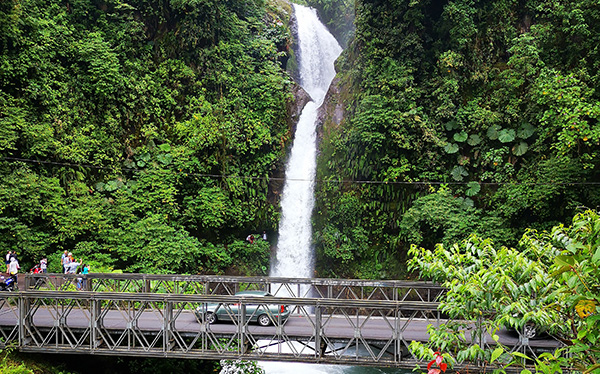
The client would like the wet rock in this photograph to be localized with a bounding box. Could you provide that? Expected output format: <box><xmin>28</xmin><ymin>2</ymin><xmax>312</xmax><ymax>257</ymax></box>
<box><xmin>316</xmin><ymin>76</ymin><xmax>346</xmax><ymax>146</ymax></box>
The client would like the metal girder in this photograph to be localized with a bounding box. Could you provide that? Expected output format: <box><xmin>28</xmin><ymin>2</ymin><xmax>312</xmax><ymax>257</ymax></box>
<box><xmin>0</xmin><ymin>293</ymin><xmax>19</xmax><ymax>348</ymax></box>
<box><xmin>25</xmin><ymin>274</ymin><xmax>446</xmax><ymax>303</ymax></box>
<box><xmin>0</xmin><ymin>289</ymin><xmax>563</xmax><ymax>372</ymax></box>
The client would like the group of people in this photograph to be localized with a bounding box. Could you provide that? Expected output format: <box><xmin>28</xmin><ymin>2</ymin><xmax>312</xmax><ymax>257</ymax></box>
<box><xmin>246</xmin><ymin>231</ymin><xmax>268</xmax><ymax>244</ymax></box>
<box><xmin>61</xmin><ymin>250</ymin><xmax>89</xmax><ymax>275</ymax></box>
<box><xmin>1</xmin><ymin>249</ymin><xmax>90</xmax><ymax>291</ymax></box>
<box><xmin>4</xmin><ymin>250</ymin><xmax>89</xmax><ymax>275</ymax></box>
<box><xmin>29</xmin><ymin>257</ymin><xmax>48</xmax><ymax>274</ymax></box>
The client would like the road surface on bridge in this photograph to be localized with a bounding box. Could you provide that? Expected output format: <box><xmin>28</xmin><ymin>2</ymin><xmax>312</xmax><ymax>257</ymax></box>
<box><xmin>0</xmin><ymin>305</ymin><xmax>560</xmax><ymax>349</ymax></box>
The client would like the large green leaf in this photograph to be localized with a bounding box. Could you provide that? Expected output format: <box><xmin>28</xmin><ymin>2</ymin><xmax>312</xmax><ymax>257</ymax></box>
<box><xmin>555</xmin><ymin>255</ymin><xmax>575</xmax><ymax>267</ymax></box>
<box><xmin>445</xmin><ymin>120</ymin><xmax>459</xmax><ymax>131</ymax></box>
<box><xmin>467</xmin><ymin>134</ymin><xmax>482</xmax><ymax>146</ymax></box>
<box><xmin>451</xmin><ymin>166</ymin><xmax>468</xmax><ymax>181</ymax></box>
<box><xmin>157</xmin><ymin>154</ymin><xmax>173</xmax><ymax>165</ymax></box>
<box><xmin>105</xmin><ymin>180</ymin><xmax>119</xmax><ymax>191</ymax></box>
<box><xmin>487</xmin><ymin>125</ymin><xmax>502</xmax><ymax>140</ymax></box>
<box><xmin>517</xmin><ymin>123</ymin><xmax>536</xmax><ymax>139</ymax></box>
<box><xmin>512</xmin><ymin>141</ymin><xmax>529</xmax><ymax>156</ymax></box>
<box><xmin>444</xmin><ymin>143</ymin><xmax>460</xmax><ymax>154</ymax></box>
<box><xmin>593</xmin><ymin>246</ymin><xmax>600</xmax><ymax>263</ymax></box>
<box><xmin>490</xmin><ymin>347</ymin><xmax>504</xmax><ymax>363</ymax></box>
<box><xmin>123</xmin><ymin>159</ymin><xmax>135</xmax><ymax>168</ymax></box>
<box><xmin>498</xmin><ymin>129</ymin><xmax>516</xmax><ymax>143</ymax></box>
<box><xmin>454</xmin><ymin>131</ymin><xmax>468</xmax><ymax>142</ymax></box>
<box><xmin>465</xmin><ymin>181</ymin><xmax>481</xmax><ymax>196</ymax></box>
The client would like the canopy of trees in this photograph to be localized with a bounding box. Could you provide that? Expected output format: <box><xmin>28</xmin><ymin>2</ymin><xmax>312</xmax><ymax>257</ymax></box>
<box><xmin>408</xmin><ymin>210</ymin><xmax>600</xmax><ymax>373</ymax></box>
<box><xmin>0</xmin><ymin>0</ymin><xmax>295</xmax><ymax>274</ymax></box>
<box><xmin>314</xmin><ymin>0</ymin><xmax>600</xmax><ymax>279</ymax></box>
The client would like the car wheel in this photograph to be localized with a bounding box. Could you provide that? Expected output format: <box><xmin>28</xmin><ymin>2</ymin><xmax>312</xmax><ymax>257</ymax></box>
<box><xmin>205</xmin><ymin>312</ymin><xmax>217</xmax><ymax>324</ymax></box>
<box><xmin>257</xmin><ymin>314</ymin><xmax>271</xmax><ymax>326</ymax></box>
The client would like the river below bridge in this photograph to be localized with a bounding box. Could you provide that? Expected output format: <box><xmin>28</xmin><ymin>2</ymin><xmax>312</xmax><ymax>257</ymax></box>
<box><xmin>260</xmin><ymin>362</ymin><xmax>412</xmax><ymax>374</ymax></box>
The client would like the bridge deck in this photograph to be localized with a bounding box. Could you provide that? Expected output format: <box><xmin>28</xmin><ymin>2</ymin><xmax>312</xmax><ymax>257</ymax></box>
<box><xmin>0</xmin><ymin>274</ymin><xmax>563</xmax><ymax>372</ymax></box>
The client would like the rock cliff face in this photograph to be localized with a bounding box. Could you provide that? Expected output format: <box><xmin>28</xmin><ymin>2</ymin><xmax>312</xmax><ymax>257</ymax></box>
<box><xmin>268</xmin><ymin>81</ymin><xmax>311</xmax><ymax>206</ymax></box>
<box><xmin>289</xmin><ymin>82</ymin><xmax>311</xmax><ymax>129</ymax></box>
<box><xmin>316</xmin><ymin>76</ymin><xmax>346</xmax><ymax>146</ymax></box>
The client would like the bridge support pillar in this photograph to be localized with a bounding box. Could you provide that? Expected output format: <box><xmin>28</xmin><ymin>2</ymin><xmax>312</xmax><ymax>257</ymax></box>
<box><xmin>91</xmin><ymin>299</ymin><xmax>100</xmax><ymax>349</ymax></box>
<box><xmin>18</xmin><ymin>295</ymin><xmax>31</xmax><ymax>347</ymax></box>
<box><xmin>238</xmin><ymin>303</ymin><xmax>247</xmax><ymax>354</ymax></box>
<box><xmin>315</xmin><ymin>305</ymin><xmax>323</xmax><ymax>358</ymax></box>
<box><xmin>163</xmin><ymin>301</ymin><xmax>173</xmax><ymax>352</ymax></box>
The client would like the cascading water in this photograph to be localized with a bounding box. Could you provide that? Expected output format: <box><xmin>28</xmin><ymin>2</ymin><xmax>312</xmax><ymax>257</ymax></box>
<box><xmin>270</xmin><ymin>4</ymin><xmax>342</xmax><ymax>281</ymax></box>
<box><xmin>259</xmin><ymin>4</ymin><xmax>342</xmax><ymax>371</ymax></box>
<box><xmin>259</xmin><ymin>5</ymin><xmax>405</xmax><ymax>374</ymax></box>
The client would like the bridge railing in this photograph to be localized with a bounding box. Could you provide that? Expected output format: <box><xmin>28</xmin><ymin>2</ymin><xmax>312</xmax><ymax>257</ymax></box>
<box><xmin>0</xmin><ymin>290</ymin><xmax>441</xmax><ymax>367</ymax></box>
<box><xmin>0</xmin><ymin>289</ymin><xmax>562</xmax><ymax>371</ymax></box>
<box><xmin>24</xmin><ymin>273</ymin><xmax>446</xmax><ymax>303</ymax></box>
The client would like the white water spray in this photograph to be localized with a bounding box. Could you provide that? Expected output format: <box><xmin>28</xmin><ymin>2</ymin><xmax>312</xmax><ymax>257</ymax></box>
<box><xmin>270</xmin><ymin>4</ymin><xmax>342</xmax><ymax>280</ymax></box>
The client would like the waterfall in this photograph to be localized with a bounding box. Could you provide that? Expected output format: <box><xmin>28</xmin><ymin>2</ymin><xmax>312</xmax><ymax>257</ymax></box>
<box><xmin>270</xmin><ymin>4</ymin><xmax>342</xmax><ymax>280</ymax></box>
<box><xmin>255</xmin><ymin>5</ymin><xmax>354</xmax><ymax>374</ymax></box>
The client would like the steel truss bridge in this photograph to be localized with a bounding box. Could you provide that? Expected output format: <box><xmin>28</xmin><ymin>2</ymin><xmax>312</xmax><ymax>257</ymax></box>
<box><xmin>0</xmin><ymin>273</ymin><xmax>563</xmax><ymax>372</ymax></box>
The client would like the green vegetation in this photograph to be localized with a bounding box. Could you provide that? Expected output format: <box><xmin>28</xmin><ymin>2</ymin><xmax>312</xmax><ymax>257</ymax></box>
<box><xmin>0</xmin><ymin>0</ymin><xmax>294</xmax><ymax>274</ymax></box>
<box><xmin>408</xmin><ymin>210</ymin><xmax>600</xmax><ymax>373</ymax></box>
<box><xmin>0</xmin><ymin>347</ymin><xmax>71</xmax><ymax>374</ymax></box>
<box><xmin>306</xmin><ymin>0</ymin><xmax>354</xmax><ymax>47</ymax></box>
<box><xmin>0</xmin><ymin>348</ymin><xmax>219</xmax><ymax>374</ymax></box>
<box><xmin>1</xmin><ymin>1</ymin><xmax>599</xmax><ymax>373</ymax></box>
<box><xmin>1</xmin><ymin>350</ymin><xmax>35</xmax><ymax>374</ymax></box>
<box><xmin>315</xmin><ymin>0</ymin><xmax>600</xmax><ymax>279</ymax></box>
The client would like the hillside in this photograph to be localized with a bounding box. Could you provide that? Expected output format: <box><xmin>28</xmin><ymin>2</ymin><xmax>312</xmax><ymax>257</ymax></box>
<box><xmin>1</xmin><ymin>0</ymin><xmax>598</xmax><ymax>295</ymax></box>
<box><xmin>314</xmin><ymin>0</ymin><xmax>600</xmax><ymax>278</ymax></box>
<box><xmin>0</xmin><ymin>0</ymin><xmax>297</xmax><ymax>275</ymax></box>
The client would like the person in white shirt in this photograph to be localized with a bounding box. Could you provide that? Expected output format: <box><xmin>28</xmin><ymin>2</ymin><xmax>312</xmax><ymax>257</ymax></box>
<box><xmin>5</xmin><ymin>250</ymin><xmax>10</xmax><ymax>274</ymax></box>
<box><xmin>67</xmin><ymin>260</ymin><xmax>81</xmax><ymax>274</ymax></box>
<box><xmin>8</xmin><ymin>257</ymin><xmax>19</xmax><ymax>276</ymax></box>
<box><xmin>40</xmin><ymin>257</ymin><xmax>47</xmax><ymax>273</ymax></box>
<box><xmin>61</xmin><ymin>250</ymin><xmax>70</xmax><ymax>273</ymax></box>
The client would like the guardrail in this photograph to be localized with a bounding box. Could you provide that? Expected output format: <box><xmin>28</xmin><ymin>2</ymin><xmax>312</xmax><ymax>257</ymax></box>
<box><xmin>0</xmin><ymin>290</ymin><xmax>443</xmax><ymax>367</ymax></box>
<box><xmin>24</xmin><ymin>273</ymin><xmax>446</xmax><ymax>302</ymax></box>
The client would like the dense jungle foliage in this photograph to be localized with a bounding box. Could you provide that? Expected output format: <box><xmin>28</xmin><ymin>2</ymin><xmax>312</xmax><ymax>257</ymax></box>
<box><xmin>315</xmin><ymin>0</ymin><xmax>600</xmax><ymax>279</ymax></box>
<box><xmin>305</xmin><ymin>0</ymin><xmax>354</xmax><ymax>47</ymax></box>
<box><xmin>409</xmin><ymin>210</ymin><xmax>600</xmax><ymax>373</ymax></box>
<box><xmin>0</xmin><ymin>347</ymin><xmax>219</xmax><ymax>374</ymax></box>
<box><xmin>0</xmin><ymin>0</ymin><xmax>596</xmax><ymax>290</ymax></box>
<box><xmin>0</xmin><ymin>0</ymin><xmax>295</xmax><ymax>274</ymax></box>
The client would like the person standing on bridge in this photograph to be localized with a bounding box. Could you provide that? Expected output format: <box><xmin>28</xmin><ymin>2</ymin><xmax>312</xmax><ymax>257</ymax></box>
<box><xmin>5</xmin><ymin>250</ymin><xmax>10</xmax><ymax>274</ymax></box>
<box><xmin>78</xmin><ymin>263</ymin><xmax>90</xmax><ymax>290</ymax></box>
<box><xmin>61</xmin><ymin>250</ymin><xmax>69</xmax><ymax>273</ymax></box>
<box><xmin>8</xmin><ymin>257</ymin><xmax>19</xmax><ymax>276</ymax></box>
<box><xmin>40</xmin><ymin>257</ymin><xmax>47</xmax><ymax>273</ymax></box>
<box><xmin>66</xmin><ymin>258</ymin><xmax>81</xmax><ymax>274</ymax></box>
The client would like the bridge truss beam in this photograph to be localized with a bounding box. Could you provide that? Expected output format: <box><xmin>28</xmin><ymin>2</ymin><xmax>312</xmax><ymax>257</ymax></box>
<box><xmin>0</xmin><ymin>288</ymin><xmax>562</xmax><ymax>372</ymax></box>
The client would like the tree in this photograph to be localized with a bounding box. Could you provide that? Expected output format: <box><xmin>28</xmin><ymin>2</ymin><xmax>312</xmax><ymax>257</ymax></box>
<box><xmin>408</xmin><ymin>210</ymin><xmax>600</xmax><ymax>373</ymax></box>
